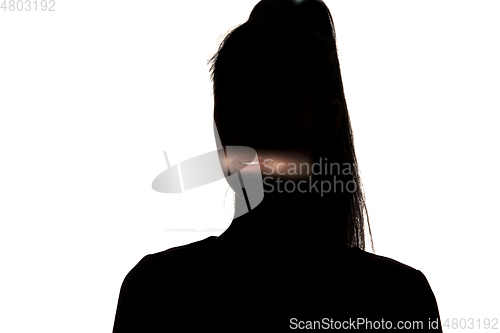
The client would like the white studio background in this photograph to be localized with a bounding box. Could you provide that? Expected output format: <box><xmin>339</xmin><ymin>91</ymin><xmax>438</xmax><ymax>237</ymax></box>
<box><xmin>0</xmin><ymin>1</ymin><xmax>498</xmax><ymax>332</ymax></box>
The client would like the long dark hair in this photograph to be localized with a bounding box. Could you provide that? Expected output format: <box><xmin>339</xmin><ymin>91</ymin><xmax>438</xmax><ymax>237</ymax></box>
<box><xmin>208</xmin><ymin>0</ymin><xmax>373</xmax><ymax>252</ymax></box>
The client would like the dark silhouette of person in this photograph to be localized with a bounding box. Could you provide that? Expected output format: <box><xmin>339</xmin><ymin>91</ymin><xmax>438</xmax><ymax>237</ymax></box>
<box><xmin>112</xmin><ymin>0</ymin><xmax>443</xmax><ymax>331</ymax></box>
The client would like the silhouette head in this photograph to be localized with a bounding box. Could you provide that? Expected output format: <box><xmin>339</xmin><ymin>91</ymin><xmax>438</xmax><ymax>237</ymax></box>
<box><xmin>209</xmin><ymin>0</ymin><xmax>372</xmax><ymax>250</ymax></box>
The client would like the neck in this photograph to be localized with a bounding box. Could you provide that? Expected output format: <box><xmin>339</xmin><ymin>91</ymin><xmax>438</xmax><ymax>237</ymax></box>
<box><xmin>216</xmin><ymin>187</ymin><xmax>347</xmax><ymax>253</ymax></box>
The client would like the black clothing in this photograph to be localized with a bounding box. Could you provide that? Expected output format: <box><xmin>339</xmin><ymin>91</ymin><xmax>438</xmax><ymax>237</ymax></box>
<box><xmin>113</xmin><ymin>236</ymin><xmax>442</xmax><ymax>332</ymax></box>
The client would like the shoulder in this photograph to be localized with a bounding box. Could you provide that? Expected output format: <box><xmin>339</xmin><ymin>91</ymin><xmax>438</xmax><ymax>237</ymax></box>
<box><xmin>127</xmin><ymin>236</ymin><xmax>217</xmax><ymax>278</ymax></box>
<box><xmin>342</xmin><ymin>248</ymin><xmax>432</xmax><ymax>296</ymax></box>
<box><xmin>359</xmin><ymin>248</ymin><xmax>436</xmax><ymax>291</ymax></box>
<box><xmin>346</xmin><ymin>248</ymin><xmax>440</xmax><ymax>318</ymax></box>
<box><xmin>348</xmin><ymin>247</ymin><xmax>425</xmax><ymax>280</ymax></box>
<box><xmin>142</xmin><ymin>236</ymin><xmax>217</xmax><ymax>262</ymax></box>
<box><xmin>116</xmin><ymin>236</ymin><xmax>218</xmax><ymax>310</ymax></box>
<box><xmin>113</xmin><ymin>237</ymin><xmax>217</xmax><ymax>332</ymax></box>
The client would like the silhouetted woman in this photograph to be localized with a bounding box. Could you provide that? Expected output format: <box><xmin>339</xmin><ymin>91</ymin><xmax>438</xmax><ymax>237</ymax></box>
<box><xmin>113</xmin><ymin>0</ymin><xmax>442</xmax><ymax>331</ymax></box>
